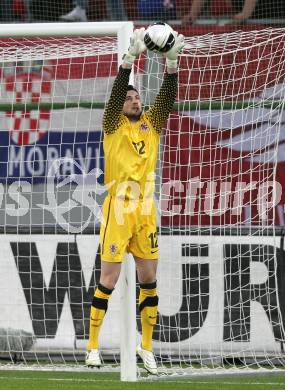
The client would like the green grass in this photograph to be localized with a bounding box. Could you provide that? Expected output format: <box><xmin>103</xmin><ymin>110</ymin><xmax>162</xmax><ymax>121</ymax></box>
<box><xmin>1</xmin><ymin>370</ymin><xmax>285</xmax><ymax>390</ymax></box>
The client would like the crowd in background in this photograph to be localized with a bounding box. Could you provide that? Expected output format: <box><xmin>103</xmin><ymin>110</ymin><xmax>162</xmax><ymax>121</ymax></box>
<box><xmin>0</xmin><ymin>0</ymin><xmax>285</xmax><ymax>24</ymax></box>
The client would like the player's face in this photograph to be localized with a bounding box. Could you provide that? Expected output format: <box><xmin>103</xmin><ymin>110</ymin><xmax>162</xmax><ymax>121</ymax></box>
<box><xmin>123</xmin><ymin>90</ymin><xmax>142</xmax><ymax>121</ymax></box>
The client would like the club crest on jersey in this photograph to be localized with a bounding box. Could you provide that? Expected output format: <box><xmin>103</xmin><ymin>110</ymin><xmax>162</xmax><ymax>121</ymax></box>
<box><xmin>109</xmin><ymin>244</ymin><xmax>118</xmax><ymax>255</ymax></box>
<box><xmin>140</xmin><ymin>122</ymin><xmax>150</xmax><ymax>132</ymax></box>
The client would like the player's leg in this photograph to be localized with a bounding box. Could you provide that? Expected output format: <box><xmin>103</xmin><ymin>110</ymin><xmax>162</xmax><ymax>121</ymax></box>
<box><xmin>131</xmin><ymin>200</ymin><xmax>159</xmax><ymax>351</ymax></box>
<box><xmin>86</xmin><ymin>195</ymin><xmax>131</xmax><ymax>366</ymax></box>
<box><xmin>135</xmin><ymin>257</ymin><xmax>158</xmax><ymax>351</ymax></box>
<box><xmin>134</xmin><ymin>257</ymin><xmax>158</xmax><ymax>374</ymax></box>
<box><xmin>130</xmin><ymin>200</ymin><xmax>159</xmax><ymax>373</ymax></box>
<box><xmin>87</xmin><ymin>261</ymin><xmax>121</xmax><ymax>353</ymax></box>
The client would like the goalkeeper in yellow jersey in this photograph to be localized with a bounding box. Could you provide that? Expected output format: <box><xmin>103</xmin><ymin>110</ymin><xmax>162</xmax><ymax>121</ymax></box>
<box><xmin>86</xmin><ymin>27</ymin><xmax>184</xmax><ymax>374</ymax></box>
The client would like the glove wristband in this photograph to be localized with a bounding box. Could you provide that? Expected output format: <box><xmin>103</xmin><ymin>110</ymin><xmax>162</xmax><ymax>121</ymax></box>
<box><xmin>123</xmin><ymin>52</ymin><xmax>136</xmax><ymax>66</ymax></box>
<box><xmin>166</xmin><ymin>58</ymin><xmax>178</xmax><ymax>69</ymax></box>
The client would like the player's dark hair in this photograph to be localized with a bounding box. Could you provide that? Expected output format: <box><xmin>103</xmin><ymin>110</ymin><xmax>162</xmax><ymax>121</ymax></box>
<box><xmin>127</xmin><ymin>85</ymin><xmax>139</xmax><ymax>95</ymax></box>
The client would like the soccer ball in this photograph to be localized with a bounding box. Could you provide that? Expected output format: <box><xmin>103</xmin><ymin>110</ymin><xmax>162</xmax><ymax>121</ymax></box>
<box><xmin>144</xmin><ymin>22</ymin><xmax>175</xmax><ymax>53</ymax></box>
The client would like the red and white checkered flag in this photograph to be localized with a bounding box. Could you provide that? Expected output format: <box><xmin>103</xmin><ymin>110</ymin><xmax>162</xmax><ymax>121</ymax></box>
<box><xmin>5</xmin><ymin>72</ymin><xmax>51</xmax><ymax>145</ymax></box>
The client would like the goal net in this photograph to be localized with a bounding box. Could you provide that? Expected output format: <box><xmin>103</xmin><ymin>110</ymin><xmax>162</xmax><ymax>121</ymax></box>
<box><xmin>0</xmin><ymin>24</ymin><xmax>285</xmax><ymax>379</ymax></box>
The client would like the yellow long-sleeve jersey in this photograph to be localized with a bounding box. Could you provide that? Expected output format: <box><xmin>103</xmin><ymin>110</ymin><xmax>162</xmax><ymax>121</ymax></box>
<box><xmin>102</xmin><ymin>66</ymin><xmax>177</xmax><ymax>199</ymax></box>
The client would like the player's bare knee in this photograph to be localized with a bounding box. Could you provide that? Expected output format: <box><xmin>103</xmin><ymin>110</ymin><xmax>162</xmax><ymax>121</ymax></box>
<box><xmin>135</xmin><ymin>258</ymin><xmax>158</xmax><ymax>284</ymax></box>
<box><xmin>100</xmin><ymin>261</ymin><xmax>121</xmax><ymax>289</ymax></box>
<box><xmin>100</xmin><ymin>271</ymin><xmax>120</xmax><ymax>289</ymax></box>
<box><xmin>99</xmin><ymin>275</ymin><xmax>118</xmax><ymax>290</ymax></box>
<box><xmin>138</xmin><ymin>274</ymin><xmax>156</xmax><ymax>284</ymax></box>
<box><xmin>136</xmin><ymin>267</ymin><xmax>157</xmax><ymax>284</ymax></box>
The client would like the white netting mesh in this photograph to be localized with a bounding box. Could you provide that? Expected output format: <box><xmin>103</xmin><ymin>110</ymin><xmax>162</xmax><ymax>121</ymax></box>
<box><xmin>0</xmin><ymin>36</ymin><xmax>116</xmax><ymax>62</ymax></box>
<box><xmin>0</xmin><ymin>28</ymin><xmax>284</xmax><ymax>378</ymax></box>
<box><xmin>185</xmin><ymin>28</ymin><xmax>285</xmax><ymax>55</ymax></box>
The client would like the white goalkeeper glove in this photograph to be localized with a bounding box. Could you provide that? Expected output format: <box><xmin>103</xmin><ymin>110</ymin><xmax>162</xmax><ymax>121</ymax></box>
<box><xmin>164</xmin><ymin>32</ymin><xmax>185</xmax><ymax>69</ymax></box>
<box><xmin>123</xmin><ymin>28</ymin><xmax>146</xmax><ymax>66</ymax></box>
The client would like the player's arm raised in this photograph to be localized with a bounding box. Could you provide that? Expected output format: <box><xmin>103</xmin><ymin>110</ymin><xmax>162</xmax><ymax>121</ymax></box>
<box><xmin>146</xmin><ymin>33</ymin><xmax>185</xmax><ymax>134</ymax></box>
<box><xmin>102</xmin><ymin>28</ymin><xmax>146</xmax><ymax>135</ymax></box>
